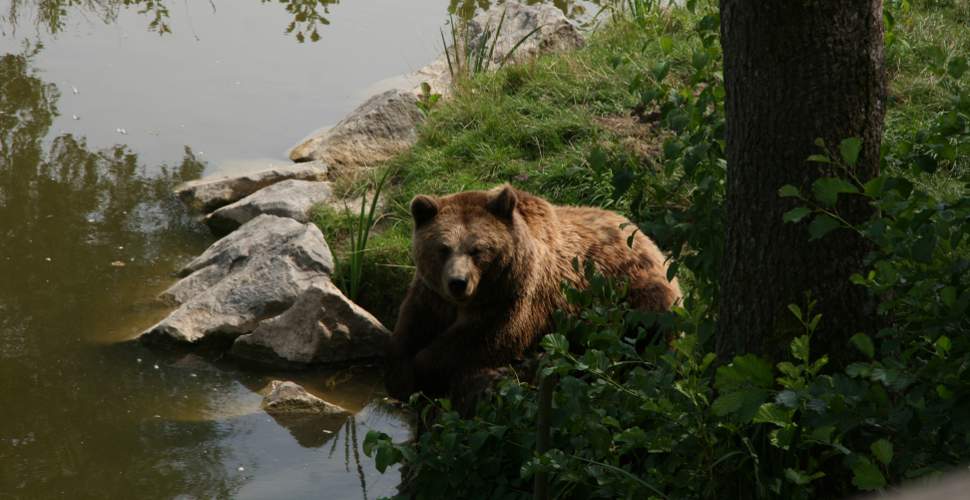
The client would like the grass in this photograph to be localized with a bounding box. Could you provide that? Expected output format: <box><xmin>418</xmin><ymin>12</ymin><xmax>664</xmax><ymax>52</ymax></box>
<box><xmin>315</xmin><ymin>0</ymin><xmax>970</xmax><ymax>325</ymax></box>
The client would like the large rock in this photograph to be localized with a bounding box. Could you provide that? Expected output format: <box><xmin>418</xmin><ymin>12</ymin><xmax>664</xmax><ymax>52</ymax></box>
<box><xmin>404</xmin><ymin>1</ymin><xmax>586</xmax><ymax>96</ymax></box>
<box><xmin>140</xmin><ymin>215</ymin><xmax>334</xmax><ymax>345</ymax></box>
<box><xmin>261</xmin><ymin>380</ymin><xmax>349</xmax><ymax>416</ymax></box>
<box><xmin>205</xmin><ymin>179</ymin><xmax>334</xmax><ymax>235</ymax></box>
<box><xmin>287</xmin><ymin>2</ymin><xmax>585</xmax><ymax>168</ymax></box>
<box><xmin>175</xmin><ymin>161</ymin><xmax>329</xmax><ymax>213</ymax></box>
<box><xmin>231</xmin><ymin>281</ymin><xmax>390</xmax><ymax>367</ymax></box>
<box><xmin>288</xmin><ymin>90</ymin><xmax>424</xmax><ymax>169</ymax></box>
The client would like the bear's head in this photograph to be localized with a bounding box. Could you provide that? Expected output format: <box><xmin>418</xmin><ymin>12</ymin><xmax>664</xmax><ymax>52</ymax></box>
<box><xmin>409</xmin><ymin>185</ymin><xmax>523</xmax><ymax>305</ymax></box>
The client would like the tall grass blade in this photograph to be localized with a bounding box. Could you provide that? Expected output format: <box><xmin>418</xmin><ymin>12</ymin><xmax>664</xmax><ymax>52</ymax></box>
<box><xmin>500</xmin><ymin>24</ymin><xmax>542</xmax><ymax>68</ymax></box>
<box><xmin>486</xmin><ymin>8</ymin><xmax>508</xmax><ymax>69</ymax></box>
<box><xmin>441</xmin><ymin>28</ymin><xmax>455</xmax><ymax>81</ymax></box>
<box><xmin>341</xmin><ymin>166</ymin><xmax>394</xmax><ymax>301</ymax></box>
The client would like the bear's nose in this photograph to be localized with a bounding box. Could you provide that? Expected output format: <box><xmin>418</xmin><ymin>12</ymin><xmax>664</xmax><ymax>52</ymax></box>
<box><xmin>448</xmin><ymin>278</ymin><xmax>469</xmax><ymax>296</ymax></box>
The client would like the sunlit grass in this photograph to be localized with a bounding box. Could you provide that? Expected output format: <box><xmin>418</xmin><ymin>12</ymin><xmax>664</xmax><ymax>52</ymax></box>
<box><xmin>316</xmin><ymin>1</ymin><xmax>969</xmax><ymax>323</ymax></box>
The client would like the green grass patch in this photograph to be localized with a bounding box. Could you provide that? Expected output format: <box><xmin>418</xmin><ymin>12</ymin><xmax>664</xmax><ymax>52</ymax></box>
<box><xmin>317</xmin><ymin>0</ymin><xmax>970</xmax><ymax>326</ymax></box>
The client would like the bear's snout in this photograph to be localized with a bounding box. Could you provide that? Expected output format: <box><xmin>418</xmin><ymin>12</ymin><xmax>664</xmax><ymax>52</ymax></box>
<box><xmin>442</xmin><ymin>255</ymin><xmax>478</xmax><ymax>302</ymax></box>
<box><xmin>448</xmin><ymin>277</ymin><xmax>469</xmax><ymax>297</ymax></box>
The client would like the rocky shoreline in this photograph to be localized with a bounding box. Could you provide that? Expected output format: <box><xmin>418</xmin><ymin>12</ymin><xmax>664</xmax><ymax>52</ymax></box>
<box><xmin>139</xmin><ymin>2</ymin><xmax>587</xmax><ymax>410</ymax></box>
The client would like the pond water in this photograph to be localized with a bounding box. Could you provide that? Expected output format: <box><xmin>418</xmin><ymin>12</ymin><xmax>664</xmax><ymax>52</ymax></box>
<box><xmin>0</xmin><ymin>1</ymin><xmax>449</xmax><ymax>498</ymax></box>
<box><xmin>0</xmin><ymin>0</ymin><xmax>600</xmax><ymax>497</ymax></box>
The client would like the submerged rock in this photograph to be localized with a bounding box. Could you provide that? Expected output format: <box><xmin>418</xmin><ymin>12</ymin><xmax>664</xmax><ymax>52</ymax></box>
<box><xmin>288</xmin><ymin>90</ymin><xmax>423</xmax><ymax>169</ymax></box>
<box><xmin>261</xmin><ymin>381</ymin><xmax>350</xmax><ymax>448</ymax></box>
<box><xmin>140</xmin><ymin>215</ymin><xmax>334</xmax><ymax>345</ymax></box>
<box><xmin>175</xmin><ymin>161</ymin><xmax>329</xmax><ymax>213</ymax></box>
<box><xmin>231</xmin><ymin>281</ymin><xmax>390</xmax><ymax>367</ymax></box>
<box><xmin>261</xmin><ymin>380</ymin><xmax>349</xmax><ymax>416</ymax></box>
<box><xmin>205</xmin><ymin>179</ymin><xmax>334</xmax><ymax>235</ymax></box>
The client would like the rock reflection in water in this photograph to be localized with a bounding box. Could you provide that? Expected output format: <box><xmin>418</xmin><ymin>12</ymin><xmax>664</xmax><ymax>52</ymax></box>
<box><xmin>0</xmin><ymin>4</ymin><xmax>418</xmax><ymax>499</ymax></box>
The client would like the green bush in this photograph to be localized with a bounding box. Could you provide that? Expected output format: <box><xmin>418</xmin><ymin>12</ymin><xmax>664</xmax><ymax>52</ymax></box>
<box><xmin>363</xmin><ymin>1</ymin><xmax>970</xmax><ymax>498</ymax></box>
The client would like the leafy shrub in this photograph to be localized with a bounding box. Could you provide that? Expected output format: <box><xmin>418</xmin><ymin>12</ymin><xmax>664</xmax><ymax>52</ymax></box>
<box><xmin>364</xmin><ymin>1</ymin><xmax>970</xmax><ymax>499</ymax></box>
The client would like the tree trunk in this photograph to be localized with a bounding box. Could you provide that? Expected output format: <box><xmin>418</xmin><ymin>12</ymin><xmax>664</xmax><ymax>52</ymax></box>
<box><xmin>717</xmin><ymin>1</ymin><xmax>886</xmax><ymax>360</ymax></box>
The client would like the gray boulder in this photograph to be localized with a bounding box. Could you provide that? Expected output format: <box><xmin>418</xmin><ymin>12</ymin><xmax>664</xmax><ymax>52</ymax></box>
<box><xmin>287</xmin><ymin>2</ymin><xmax>585</xmax><ymax>169</ymax></box>
<box><xmin>232</xmin><ymin>281</ymin><xmax>390</xmax><ymax>367</ymax></box>
<box><xmin>140</xmin><ymin>215</ymin><xmax>334</xmax><ymax>345</ymax></box>
<box><xmin>288</xmin><ymin>90</ymin><xmax>423</xmax><ymax>170</ymax></box>
<box><xmin>261</xmin><ymin>380</ymin><xmax>349</xmax><ymax>416</ymax></box>
<box><xmin>404</xmin><ymin>1</ymin><xmax>586</xmax><ymax>96</ymax></box>
<box><xmin>175</xmin><ymin>161</ymin><xmax>329</xmax><ymax>213</ymax></box>
<box><xmin>205</xmin><ymin>179</ymin><xmax>334</xmax><ymax>235</ymax></box>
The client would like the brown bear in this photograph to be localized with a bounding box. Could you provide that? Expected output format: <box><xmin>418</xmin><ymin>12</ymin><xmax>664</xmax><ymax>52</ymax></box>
<box><xmin>384</xmin><ymin>184</ymin><xmax>681</xmax><ymax>402</ymax></box>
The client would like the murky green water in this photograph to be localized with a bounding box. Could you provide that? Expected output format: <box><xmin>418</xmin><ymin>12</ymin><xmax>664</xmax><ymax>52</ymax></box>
<box><xmin>0</xmin><ymin>1</ymin><xmax>444</xmax><ymax>498</ymax></box>
<box><xmin>0</xmin><ymin>0</ymin><xmax>600</xmax><ymax>497</ymax></box>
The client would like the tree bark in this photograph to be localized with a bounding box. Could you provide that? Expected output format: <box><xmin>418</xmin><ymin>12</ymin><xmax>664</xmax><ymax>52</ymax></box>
<box><xmin>717</xmin><ymin>1</ymin><xmax>886</xmax><ymax>360</ymax></box>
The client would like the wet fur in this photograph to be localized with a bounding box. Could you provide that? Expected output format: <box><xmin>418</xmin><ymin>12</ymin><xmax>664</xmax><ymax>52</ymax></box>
<box><xmin>384</xmin><ymin>185</ymin><xmax>681</xmax><ymax>401</ymax></box>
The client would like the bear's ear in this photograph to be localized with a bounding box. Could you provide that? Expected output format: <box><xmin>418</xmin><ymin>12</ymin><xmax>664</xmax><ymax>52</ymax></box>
<box><xmin>410</xmin><ymin>195</ymin><xmax>439</xmax><ymax>227</ymax></box>
<box><xmin>487</xmin><ymin>185</ymin><xmax>518</xmax><ymax>221</ymax></box>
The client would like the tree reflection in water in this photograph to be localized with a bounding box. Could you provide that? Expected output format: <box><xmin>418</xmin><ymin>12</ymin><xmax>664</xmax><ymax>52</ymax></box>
<box><xmin>0</xmin><ymin>0</ymin><xmax>341</xmax><ymax>42</ymax></box>
<box><xmin>0</xmin><ymin>42</ymin><xmax>410</xmax><ymax>498</ymax></box>
<box><xmin>0</xmin><ymin>44</ymin><xmax>252</xmax><ymax>498</ymax></box>
<box><xmin>1</xmin><ymin>0</ymin><xmax>600</xmax><ymax>45</ymax></box>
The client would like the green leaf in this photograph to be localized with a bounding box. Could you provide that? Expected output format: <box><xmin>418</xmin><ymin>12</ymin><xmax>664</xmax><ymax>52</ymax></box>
<box><xmin>846</xmin><ymin>362</ymin><xmax>872</xmax><ymax>378</ymax></box>
<box><xmin>541</xmin><ymin>334</ymin><xmax>569</xmax><ymax>354</ymax></box>
<box><xmin>807</xmin><ymin>154</ymin><xmax>831</xmax><ymax>164</ymax></box>
<box><xmin>863</xmin><ymin>176</ymin><xmax>887</xmax><ymax>197</ymax></box>
<box><xmin>651</xmin><ymin>60</ymin><xmax>670</xmax><ymax>81</ymax></box>
<box><xmin>663</xmin><ymin>139</ymin><xmax>684</xmax><ymax>159</ymax></box>
<box><xmin>790</xmin><ymin>335</ymin><xmax>811</xmax><ymax>363</ymax></box>
<box><xmin>374</xmin><ymin>443</ymin><xmax>402</xmax><ymax>473</ymax></box>
<box><xmin>783</xmin><ymin>206</ymin><xmax>812</xmax><ymax>223</ymax></box>
<box><xmin>785</xmin><ymin>468</ymin><xmax>825</xmax><ymax>485</ymax></box>
<box><xmin>778</xmin><ymin>184</ymin><xmax>801</xmax><ymax>198</ymax></box>
<box><xmin>615</xmin><ymin>427</ymin><xmax>648</xmax><ymax>450</ymax></box>
<box><xmin>809</xmin><ymin>426</ymin><xmax>835</xmax><ymax>443</ymax></box>
<box><xmin>919</xmin><ymin>46</ymin><xmax>947</xmax><ymax>72</ymax></box>
<box><xmin>947</xmin><ymin>56</ymin><xmax>969</xmax><ymax>79</ymax></box>
<box><xmin>851</xmin><ymin>456</ymin><xmax>887</xmax><ymax>490</ymax></box>
<box><xmin>716</xmin><ymin>354</ymin><xmax>775</xmax><ymax>389</ymax></box>
<box><xmin>588</xmin><ymin>147</ymin><xmax>609</xmax><ymax>173</ymax></box>
<box><xmin>659</xmin><ymin>36</ymin><xmax>673</xmax><ymax>54</ymax></box>
<box><xmin>775</xmin><ymin>390</ymin><xmax>799</xmax><ymax>408</ymax></box>
<box><xmin>850</xmin><ymin>333</ymin><xmax>875</xmax><ymax>359</ymax></box>
<box><xmin>934</xmin><ymin>335</ymin><xmax>952</xmax><ymax>356</ymax></box>
<box><xmin>362</xmin><ymin>430</ymin><xmax>386</xmax><ymax>457</ymax></box>
<box><xmin>691</xmin><ymin>50</ymin><xmax>710</xmax><ymax>70</ymax></box>
<box><xmin>712</xmin><ymin>388</ymin><xmax>770</xmax><ymax>422</ymax></box>
<box><xmin>808</xmin><ymin>214</ymin><xmax>842</xmax><ymax>241</ymax></box>
<box><xmin>611</xmin><ymin>167</ymin><xmax>635</xmax><ymax>199</ymax></box>
<box><xmin>770</xmin><ymin>425</ymin><xmax>796</xmax><ymax>450</ymax></box>
<box><xmin>812</xmin><ymin>177</ymin><xmax>859</xmax><ymax>207</ymax></box>
<box><xmin>871</xmin><ymin>439</ymin><xmax>893</xmax><ymax>466</ymax></box>
<box><xmin>753</xmin><ymin>403</ymin><xmax>793</xmax><ymax>427</ymax></box>
<box><xmin>938</xmin><ymin>384</ymin><xmax>954</xmax><ymax>399</ymax></box>
<box><xmin>839</xmin><ymin>137</ymin><xmax>863</xmax><ymax>167</ymax></box>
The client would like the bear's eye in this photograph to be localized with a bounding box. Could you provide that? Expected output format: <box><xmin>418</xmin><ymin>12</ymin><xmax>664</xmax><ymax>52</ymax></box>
<box><xmin>438</xmin><ymin>245</ymin><xmax>452</xmax><ymax>257</ymax></box>
<box><xmin>468</xmin><ymin>247</ymin><xmax>484</xmax><ymax>258</ymax></box>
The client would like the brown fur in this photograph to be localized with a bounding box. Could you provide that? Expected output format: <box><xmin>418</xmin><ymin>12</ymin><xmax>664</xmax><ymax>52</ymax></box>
<box><xmin>384</xmin><ymin>185</ymin><xmax>681</xmax><ymax>401</ymax></box>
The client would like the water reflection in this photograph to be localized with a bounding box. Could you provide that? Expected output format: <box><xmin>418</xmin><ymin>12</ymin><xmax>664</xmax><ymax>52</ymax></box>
<box><xmin>1</xmin><ymin>0</ymin><xmax>342</xmax><ymax>42</ymax></box>
<box><xmin>0</xmin><ymin>42</ymin><xmax>410</xmax><ymax>498</ymax></box>
<box><xmin>0</xmin><ymin>43</ymin><xmax>208</xmax><ymax>349</ymax></box>
<box><xmin>3</xmin><ymin>0</ymin><xmax>602</xmax><ymax>44</ymax></box>
<box><xmin>0</xmin><ymin>43</ymin><xmax>240</xmax><ymax>497</ymax></box>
